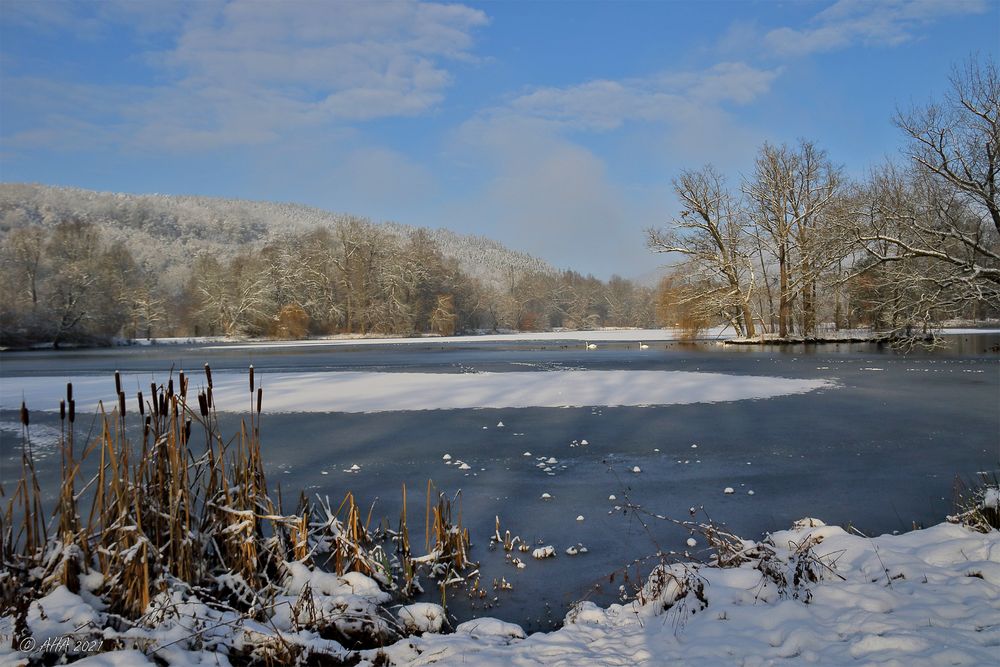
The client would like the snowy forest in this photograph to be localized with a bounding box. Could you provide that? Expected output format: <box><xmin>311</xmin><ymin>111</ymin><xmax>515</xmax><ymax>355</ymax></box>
<box><xmin>0</xmin><ymin>188</ymin><xmax>655</xmax><ymax>346</ymax></box>
<box><xmin>1</xmin><ymin>58</ymin><xmax>997</xmax><ymax>347</ymax></box>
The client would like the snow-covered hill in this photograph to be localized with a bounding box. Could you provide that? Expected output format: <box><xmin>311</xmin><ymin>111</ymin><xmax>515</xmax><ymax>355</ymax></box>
<box><xmin>0</xmin><ymin>183</ymin><xmax>554</xmax><ymax>289</ymax></box>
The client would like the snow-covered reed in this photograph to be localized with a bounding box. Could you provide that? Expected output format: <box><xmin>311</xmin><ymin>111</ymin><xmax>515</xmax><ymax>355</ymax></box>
<box><xmin>0</xmin><ymin>367</ymin><xmax>475</xmax><ymax>664</ymax></box>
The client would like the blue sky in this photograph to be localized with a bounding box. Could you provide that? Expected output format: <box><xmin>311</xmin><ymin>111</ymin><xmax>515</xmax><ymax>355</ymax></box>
<box><xmin>1</xmin><ymin>0</ymin><xmax>997</xmax><ymax>279</ymax></box>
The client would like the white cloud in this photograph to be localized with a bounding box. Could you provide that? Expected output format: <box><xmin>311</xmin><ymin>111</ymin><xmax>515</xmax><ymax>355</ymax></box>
<box><xmin>506</xmin><ymin>62</ymin><xmax>781</xmax><ymax>131</ymax></box>
<box><xmin>763</xmin><ymin>0</ymin><xmax>988</xmax><ymax>57</ymax></box>
<box><xmin>2</xmin><ymin>0</ymin><xmax>488</xmax><ymax>151</ymax></box>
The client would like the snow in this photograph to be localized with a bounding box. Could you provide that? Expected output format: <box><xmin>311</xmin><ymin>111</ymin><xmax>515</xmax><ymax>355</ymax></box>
<box><xmin>198</xmin><ymin>326</ymin><xmax>734</xmax><ymax>351</ymax></box>
<box><xmin>398</xmin><ymin>603</ymin><xmax>446</xmax><ymax>634</ymax></box>
<box><xmin>1</xmin><ymin>370</ymin><xmax>832</xmax><ymax>414</ymax></box>
<box><xmin>3</xmin><ymin>521</ymin><xmax>997</xmax><ymax>666</ymax></box>
<box><xmin>368</xmin><ymin>521</ymin><xmax>1000</xmax><ymax>667</ymax></box>
<box><xmin>73</xmin><ymin>652</ymin><xmax>155</xmax><ymax>666</ymax></box>
<box><xmin>984</xmin><ymin>488</ymin><xmax>1000</xmax><ymax>510</ymax></box>
<box><xmin>454</xmin><ymin>618</ymin><xmax>526</xmax><ymax>641</ymax></box>
<box><xmin>935</xmin><ymin>328</ymin><xmax>1000</xmax><ymax>335</ymax></box>
<box><xmin>26</xmin><ymin>586</ymin><xmax>101</xmax><ymax>646</ymax></box>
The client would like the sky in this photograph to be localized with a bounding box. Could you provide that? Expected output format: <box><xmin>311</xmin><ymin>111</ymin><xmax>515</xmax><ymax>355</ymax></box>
<box><xmin>0</xmin><ymin>0</ymin><xmax>997</xmax><ymax>280</ymax></box>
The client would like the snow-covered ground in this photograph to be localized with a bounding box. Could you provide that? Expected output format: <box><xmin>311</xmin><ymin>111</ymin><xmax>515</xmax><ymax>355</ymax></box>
<box><xmin>374</xmin><ymin>520</ymin><xmax>1000</xmax><ymax>667</ymax></box>
<box><xmin>1</xmin><ymin>370</ymin><xmax>831</xmax><ymax>414</ymax></box>
<box><xmin>934</xmin><ymin>328</ymin><xmax>1000</xmax><ymax>335</ymax></box>
<box><xmin>120</xmin><ymin>324</ymin><xmax>998</xmax><ymax>352</ymax></box>
<box><xmin>3</xmin><ymin>519</ymin><xmax>996</xmax><ymax>666</ymax></box>
<box><xmin>195</xmin><ymin>327</ymin><xmax>734</xmax><ymax>350</ymax></box>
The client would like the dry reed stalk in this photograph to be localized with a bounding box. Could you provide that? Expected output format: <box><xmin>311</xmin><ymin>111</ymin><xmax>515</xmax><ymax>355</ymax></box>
<box><xmin>1</xmin><ymin>365</ymin><xmax>477</xmax><ymax>655</ymax></box>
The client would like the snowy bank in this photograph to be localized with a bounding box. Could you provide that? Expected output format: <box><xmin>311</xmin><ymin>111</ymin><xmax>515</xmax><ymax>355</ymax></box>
<box><xmin>1</xmin><ymin>370</ymin><xmax>831</xmax><ymax>414</ymax></box>
<box><xmin>197</xmin><ymin>326</ymin><xmax>734</xmax><ymax>350</ymax></box>
<box><xmin>372</xmin><ymin>520</ymin><xmax>1000</xmax><ymax>666</ymax></box>
<box><xmin>2</xmin><ymin>519</ymin><xmax>996</xmax><ymax>666</ymax></box>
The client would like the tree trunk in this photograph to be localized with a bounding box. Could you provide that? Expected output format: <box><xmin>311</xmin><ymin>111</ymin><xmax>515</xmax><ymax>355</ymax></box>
<box><xmin>741</xmin><ymin>301</ymin><xmax>756</xmax><ymax>338</ymax></box>
<box><xmin>778</xmin><ymin>244</ymin><xmax>789</xmax><ymax>338</ymax></box>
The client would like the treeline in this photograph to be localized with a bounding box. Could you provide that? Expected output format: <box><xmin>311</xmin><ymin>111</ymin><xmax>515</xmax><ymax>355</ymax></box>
<box><xmin>0</xmin><ymin>216</ymin><xmax>655</xmax><ymax>346</ymax></box>
<box><xmin>649</xmin><ymin>57</ymin><xmax>1000</xmax><ymax>339</ymax></box>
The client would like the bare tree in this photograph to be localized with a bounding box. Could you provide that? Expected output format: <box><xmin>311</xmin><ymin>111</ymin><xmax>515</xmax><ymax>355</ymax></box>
<box><xmin>745</xmin><ymin>141</ymin><xmax>843</xmax><ymax>337</ymax></box>
<box><xmin>192</xmin><ymin>253</ymin><xmax>270</xmax><ymax>337</ymax></box>
<box><xmin>848</xmin><ymin>163</ymin><xmax>999</xmax><ymax>334</ymax></box>
<box><xmin>647</xmin><ymin>166</ymin><xmax>758</xmax><ymax>337</ymax></box>
<box><xmin>845</xmin><ymin>56</ymin><xmax>1000</xmax><ymax>328</ymax></box>
<box><xmin>896</xmin><ymin>55</ymin><xmax>1000</xmax><ymax>236</ymax></box>
<box><xmin>4</xmin><ymin>226</ymin><xmax>46</xmax><ymax>310</ymax></box>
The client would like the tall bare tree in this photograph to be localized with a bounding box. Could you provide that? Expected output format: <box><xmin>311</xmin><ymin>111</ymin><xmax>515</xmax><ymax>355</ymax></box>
<box><xmin>648</xmin><ymin>166</ymin><xmax>758</xmax><ymax>337</ymax></box>
<box><xmin>897</xmin><ymin>55</ymin><xmax>1000</xmax><ymax>237</ymax></box>
<box><xmin>847</xmin><ymin>56</ymin><xmax>1000</xmax><ymax>327</ymax></box>
<box><xmin>745</xmin><ymin>142</ymin><xmax>842</xmax><ymax>337</ymax></box>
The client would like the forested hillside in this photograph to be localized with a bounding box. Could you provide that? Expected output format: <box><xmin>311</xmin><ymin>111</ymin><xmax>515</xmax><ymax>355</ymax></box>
<box><xmin>0</xmin><ymin>184</ymin><xmax>655</xmax><ymax>345</ymax></box>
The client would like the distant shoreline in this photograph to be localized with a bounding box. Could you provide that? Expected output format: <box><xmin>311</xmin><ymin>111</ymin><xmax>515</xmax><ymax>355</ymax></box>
<box><xmin>3</xmin><ymin>324</ymin><xmax>998</xmax><ymax>354</ymax></box>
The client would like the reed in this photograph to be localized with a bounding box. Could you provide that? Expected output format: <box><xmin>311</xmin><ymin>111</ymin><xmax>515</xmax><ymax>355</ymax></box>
<box><xmin>0</xmin><ymin>367</ymin><xmax>477</xmax><ymax>658</ymax></box>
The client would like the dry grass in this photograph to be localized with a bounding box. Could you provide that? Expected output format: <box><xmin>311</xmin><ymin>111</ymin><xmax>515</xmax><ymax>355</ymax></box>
<box><xmin>0</xmin><ymin>366</ymin><xmax>476</xmax><ymax>661</ymax></box>
<box><xmin>948</xmin><ymin>472</ymin><xmax>1000</xmax><ymax>533</ymax></box>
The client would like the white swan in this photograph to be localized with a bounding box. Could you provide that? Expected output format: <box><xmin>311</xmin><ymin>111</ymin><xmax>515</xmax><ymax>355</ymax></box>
<box><xmin>585</xmin><ymin>342</ymin><xmax>597</xmax><ymax>350</ymax></box>
<box><xmin>639</xmin><ymin>342</ymin><xmax>649</xmax><ymax>350</ymax></box>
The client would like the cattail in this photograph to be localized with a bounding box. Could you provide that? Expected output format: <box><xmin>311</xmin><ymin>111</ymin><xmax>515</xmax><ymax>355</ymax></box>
<box><xmin>19</xmin><ymin>401</ymin><xmax>28</xmax><ymax>427</ymax></box>
<box><xmin>204</xmin><ymin>363</ymin><xmax>213</xmax><ymax>388</ymax></box>
<box><xmin>137</xmin><ymin>391</ymin><xmax>145</xmax><ymax>417</ymax></box>
<box><xmin>197</xmin><ymin>391</ymin><xmax>208</xmax><ymax>418</ymax></box>
<box><xmin>144</xmin><ymin>416</ymin><xmax>151</xmax><ymax>438</ymax></box>
<box><xmin>150</xmin><ymin>382</ymin><xmax>159</xmax><ymax>417</ymax></box>
<box><xmin>256</xmin><ymin>387</ymin><xmax>263</xmax><ymax>414</ymax></box>
<box><xmin>167</xmin><ymin>378</ymin><xmax>174</xmax><ymax>397</ymax></box>
<box><xmin>184</xmin><ymin>419</ymin><xmax>192</xmax><ymax>442</ymax></box>
<box><xmin>118</xmin><ymin>391</ymin><xmax>126</xmax><ymax>417</ymax></box>
<box><xmin>114</xmin><ymin>370</ymin><xmax>122</xmax><ymax>396</ymax></box>
<box><xmin>249</xmin><ymin>365</ymin><xmax>255</xmax><ymax>393</ymax></box>
<box><xmin>60</xmin><ymin>400</ymin><xmax>66</xmax><ymax>421</ymax></box>
<box><xmin>158</xmin><ymin>392</ymin><xmax>166</xmax><ymax>416</ymax></box>
<box><xmin>207</xmin><ymin>386</ymin><xmax>214</xmax><ymax>410</ymax></box>
<box><xmin>66</xmin><ymin>382</ymin><xmax>73</xmax><ymax>402</ymax></box>
<box><xmin>68</xmin><ymin>399</ymin><xmax>75</xmax><ymax>423</ymax></box>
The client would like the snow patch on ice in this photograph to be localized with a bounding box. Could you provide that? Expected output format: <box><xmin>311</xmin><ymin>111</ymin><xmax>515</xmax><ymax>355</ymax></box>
<box><xmin>2</xmin><ymin>370</ymin><xmax>833</xmax><ymax>414</ymax></box>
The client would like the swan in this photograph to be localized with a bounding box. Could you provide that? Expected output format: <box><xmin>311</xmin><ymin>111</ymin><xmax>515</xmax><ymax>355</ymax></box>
<box><xmin>585</xmin><ymin>342</ymin><xmax>597</xmax><ymax>350</ymax></box>
<box><xmin>639</xmin><ymin>342</ymin><xmax>649</xmax><ymax>350</ymax></box>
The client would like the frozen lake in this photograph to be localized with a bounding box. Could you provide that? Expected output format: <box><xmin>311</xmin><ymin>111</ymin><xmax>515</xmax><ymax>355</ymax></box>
<box><xmin>1</xmin><ymin>334</ymin><xmax>998</xmax><ymax>630</ymax></box>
